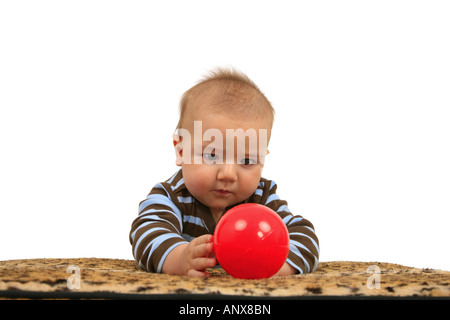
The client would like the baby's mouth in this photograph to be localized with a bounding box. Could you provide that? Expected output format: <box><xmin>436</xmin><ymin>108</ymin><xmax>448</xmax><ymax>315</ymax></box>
<box><xmin>213</xmin><ymin>189</ymin><xmax>232</xmax><ymax>197</ymax></box>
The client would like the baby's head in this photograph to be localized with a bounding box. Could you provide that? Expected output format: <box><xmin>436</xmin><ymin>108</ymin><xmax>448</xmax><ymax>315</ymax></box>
<box><xmin>173</xmin><ymin>68</ymin><xmax>274</xmax><ymax>217</ymax></box>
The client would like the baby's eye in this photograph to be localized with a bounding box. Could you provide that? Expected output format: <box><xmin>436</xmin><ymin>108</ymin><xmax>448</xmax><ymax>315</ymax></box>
<box><xmin>203</xmin><ymin>153</ymin><xmax>219</xmax><ymax>161</ymax></box>
<box><xmin>240</xmin><ymin>158</ymin><xmax>257</xmax><ymax>165</ymax></box>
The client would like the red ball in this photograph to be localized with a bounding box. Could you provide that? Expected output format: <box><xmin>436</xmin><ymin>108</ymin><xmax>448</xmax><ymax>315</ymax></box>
<box><xmin>213</xmin><ymin>203</ymin><xmax>290</xmax><ymax>279</ymax></box>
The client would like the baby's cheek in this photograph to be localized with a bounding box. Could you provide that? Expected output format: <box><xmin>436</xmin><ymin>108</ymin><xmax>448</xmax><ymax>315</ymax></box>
<box><xmin>188</xmin><ymin>183</ymin><xmax>206</xmax><ymax>199</ymax></box>
<box><xmin>238</xmin><ymin>172</ymin><xmax>261</xmax><ymax>197</ymax></box>
<box><xmin>184</xmin><ymin>171</ymin><xmax>210</xmax><ymax>197</ymax></box>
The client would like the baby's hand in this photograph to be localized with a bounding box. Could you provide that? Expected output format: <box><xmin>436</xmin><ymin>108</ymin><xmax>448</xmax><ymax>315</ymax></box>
<box><xmin>182</xmin><ymin>234</ymin><xmax>217</xmax><ymax>278</ymax></box>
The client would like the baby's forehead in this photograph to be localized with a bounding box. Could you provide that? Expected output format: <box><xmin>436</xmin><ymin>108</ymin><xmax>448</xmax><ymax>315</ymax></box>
<box><xmin>191</xmin><ymin>80</ymin><xmax>255</xmax><ymax>106</ymax></box>
<box><xmin>187</xmin><ymin>82</ymin><xmax>270</xmax><ymax>119</ymax></box>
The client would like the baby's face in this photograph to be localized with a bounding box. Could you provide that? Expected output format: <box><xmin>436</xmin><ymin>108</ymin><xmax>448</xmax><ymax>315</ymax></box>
<box><xmin>176</xmin><ymin>109</ymin><xmax>271</xmax><ymax>217</ymax></box>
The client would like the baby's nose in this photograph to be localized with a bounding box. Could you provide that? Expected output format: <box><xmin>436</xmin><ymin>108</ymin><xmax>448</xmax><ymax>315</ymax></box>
<box><xmin>217</xmin><ymin>164</ymin><xmax>238</xmax><ymax>182</ymax></box>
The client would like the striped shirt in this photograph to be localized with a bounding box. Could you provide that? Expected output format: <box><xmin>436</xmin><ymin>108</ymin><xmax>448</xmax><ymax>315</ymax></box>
<box><xmin>129</xmin><ymin>169</ymin><xmax>319</xmax><ymax>274</ymax></box>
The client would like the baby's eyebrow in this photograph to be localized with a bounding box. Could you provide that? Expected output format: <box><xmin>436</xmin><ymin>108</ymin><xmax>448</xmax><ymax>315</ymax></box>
<box><xmin>201</xmin><ymin>142</ymin><xmax>222</xmax><ymax>148</ymax></box>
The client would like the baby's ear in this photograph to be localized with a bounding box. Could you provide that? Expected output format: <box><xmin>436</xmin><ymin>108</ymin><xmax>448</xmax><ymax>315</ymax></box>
<box><xmin>173</xmin><ymin>134</ymin><xmax>183</xmax><ymax>166</ymax></box>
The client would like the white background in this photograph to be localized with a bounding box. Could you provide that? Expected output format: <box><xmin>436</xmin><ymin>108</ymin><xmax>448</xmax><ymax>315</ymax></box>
<box><xmin>1</xmin><ymin>1</ymin><xmax>449</xmax><ymax>271</ymax></box>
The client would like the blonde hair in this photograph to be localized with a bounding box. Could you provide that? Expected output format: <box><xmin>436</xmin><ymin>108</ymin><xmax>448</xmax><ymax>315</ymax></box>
<box><xmin>176</xmin><ymin>67</ymin><xmax>274</xmax><ymax>130</ymax></box>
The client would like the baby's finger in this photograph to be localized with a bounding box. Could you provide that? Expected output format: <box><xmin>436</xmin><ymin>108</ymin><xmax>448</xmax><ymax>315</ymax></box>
<box><xmin>190</xmin><ymin>234</ymin><xmax>213</xmax><ymax>257</ymax></box>
<box><xmin>187</xmin><ymin>269</ymin><xmax>210</xmax><ymax>278</ymax></box>
<box><xmin>191</xmin><ymin>256</ymin><xmax>217</xmax><ymax>271</ymax></box>
<box><xmin>194</xmin><ymin>234</ymin><xmax>213</xmax><ymax>245</ymax></box>
<box><xmin>194</xmin><ymin>242</ymin><xmax>213</xmax><ymax>258</ymax></box>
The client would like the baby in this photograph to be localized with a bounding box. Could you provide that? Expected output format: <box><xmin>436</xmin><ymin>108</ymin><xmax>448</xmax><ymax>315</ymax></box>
<box><xmin>130</xmin><ymin>68</ymin><xmax>319</xmax><ymax>278</ymax></box>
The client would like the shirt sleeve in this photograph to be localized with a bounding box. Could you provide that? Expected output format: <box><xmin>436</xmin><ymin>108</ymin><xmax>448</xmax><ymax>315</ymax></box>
<box><xmin>129</xmin><ymin>183</ymin><xmax>188</xmax><ymax>273</ymax></box>
<box><xmin>257</xmin><ymin>179</ymin><xmax>320</xmax><ymax>274</ymax></box>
